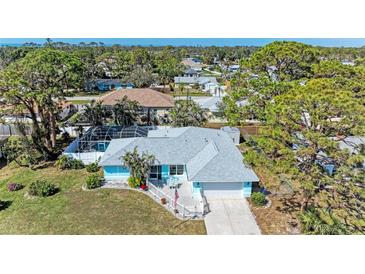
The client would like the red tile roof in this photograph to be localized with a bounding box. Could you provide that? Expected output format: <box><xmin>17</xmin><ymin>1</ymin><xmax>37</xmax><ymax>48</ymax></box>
<box><xmin>99</xmin><ymin>88</ymin><xmax>174</xmax><ymax>108</ymax></box>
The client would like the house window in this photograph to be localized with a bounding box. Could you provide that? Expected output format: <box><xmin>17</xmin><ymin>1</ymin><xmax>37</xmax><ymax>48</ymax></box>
<box><xmin>169</xmin><ymin>165</ymin><xmax>184</xmax><ymax>175</ymax></box>
<box><xmin>149</xmin><ymin>165</ymin><xmax>161</xmax><ymax>180</ymax></box>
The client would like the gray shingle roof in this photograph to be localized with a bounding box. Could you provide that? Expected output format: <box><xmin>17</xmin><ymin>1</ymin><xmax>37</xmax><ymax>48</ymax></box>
<box><xmin>99</xmin><ymin>127</ymin><xmax>259</xmax><ymax>183</ymax></box>
<box><xmin>191</xmin><ymin>96</ymin><xmax>222</xmax><ymax>112</ymax></box>
<box><xmin>338</xmin><ymin>136</ymin><xmax>365</xmax><ymax>154</ymax></box>
<box><xmin>186</xmin><ymin>141</ymin><xmax>218</xmax><ymax>180</ymax></box>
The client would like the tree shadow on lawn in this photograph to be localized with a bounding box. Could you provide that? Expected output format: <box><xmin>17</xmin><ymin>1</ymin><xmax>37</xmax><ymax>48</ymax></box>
<box><xmin>0</xmin><ymin>200</ymin><xmax>13</xmax><ymax>211</ymax></box>
<box><xmin>275</xmin><ymin>193</ymin><xmax>302</xmax><ymax>214</ymax></box>
<box><xmin>30</xmin><ymin>161</ymin><xmax>55</xmax><ymax>171</ymax></box>
<box><xmin>0</xmin><ymin>158</ymin><xmax>7</xmax><ymax>170</ymax></box>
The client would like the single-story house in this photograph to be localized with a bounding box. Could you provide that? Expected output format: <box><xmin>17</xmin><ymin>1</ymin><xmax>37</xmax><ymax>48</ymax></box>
<box><xmin>183</xmin><ymin>68</ymin><xmax>200</xmax><ymax>77</ymax></box>
<box><xmin>91</xmin><ymin>79</ymin><xmax>134</xmax><ymax>92</ymax></box>
<box><xmin>338</xmin><ymin>136</ymin><xmax>365</xmax><ymax>168</ymax></box>
<box><xmin>320</xmin><ymin>136</ymin><xmax>365</xmax><ymax>174</ymax></box>
<box><xmin>181</xmin><ymin>58</ymin><xmax>203</xmax><ymax>71</ymax></box>
<box><xmin>99</xmin><ymin>88</ymin><xmax>175</xmax><ymax>119</ymax></box>
<box><xmin>99</xmin><ymin>126</ymin><xmax>259</xmax><ymax>199</ymax></box>
<box><xmin>293</xmin><ymin>135</ymin><xmax>365</xmax><ymax>175</ymax></box>
<box><xmin>191</xmin><ymin>96</ymin><xmax>223</xmax><ymax>113</ymax></box>
<box><xmin>228</xmin><ymin>64</ymin><xmax>240</xmax><ymax>72</ymax></box>
<box><xmin>203</xmin><ymin>82</ymin><xmax>226</xmax><ymax>96</ymax></box>
<box><xmin>174</xmin><ymin>76</ymin><xmax>218</xmax><ymax>91</ymax></box>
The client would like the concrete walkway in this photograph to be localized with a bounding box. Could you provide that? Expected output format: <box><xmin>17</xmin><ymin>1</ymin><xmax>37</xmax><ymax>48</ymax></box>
<box><xmin>204</xmin><ymin>199</ymin><xmax>261</xmax><ymax>235</ymax></box>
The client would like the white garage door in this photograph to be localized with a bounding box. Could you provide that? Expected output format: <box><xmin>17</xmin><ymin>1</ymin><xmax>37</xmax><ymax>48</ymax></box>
<box><xmin>202</xmin><ymin>182</ymin><xmax>243</xmax><ymax>199</ymax></box>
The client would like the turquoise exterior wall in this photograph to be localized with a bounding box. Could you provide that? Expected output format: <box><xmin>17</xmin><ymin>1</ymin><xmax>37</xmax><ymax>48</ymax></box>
<box><xmin>192</xmin><ymin>182</ymin><xmax>202</xmax><ymax>196</ymax></box>
<box><xmin>104</xmin><ymin>166</ymin><xmax>130</xmax><ymax>180</ymax></box>
<box><xmin>161</xmin><ymin>165</ymin><xmax>169</xmax><ymax>181</ymax></box>
<box><xmin>103</xmin><ymin>164</ymin><xmax>187</xmax><ymax>182</ymax></box>
<box><xmin>243</xmin><ymin>182</ymin><xmax>252</xmax><ymax>197</ymax></box>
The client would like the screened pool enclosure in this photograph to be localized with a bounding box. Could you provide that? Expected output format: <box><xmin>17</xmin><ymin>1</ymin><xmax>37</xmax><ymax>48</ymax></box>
<box><xmin>71</xmin><ymin>125</ymin><xmax>152</xmax><ymax>153</ymax></box>
<box><xmin>63</xmin><ymin>125</ymin><xmax>154</xmax><ymax>164</ymax></box>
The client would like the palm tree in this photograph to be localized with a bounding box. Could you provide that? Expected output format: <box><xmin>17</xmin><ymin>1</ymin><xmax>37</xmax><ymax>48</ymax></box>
<box><xmin>170</xmin><ymin>100</ymin><xmax>210</xmax><ymax>127</ymax></box>
<box><xmin>299</xmin><ymin>208</ymin><xmax>348</xmax><ymax>235</ymax></box>
<box><xmin>82</xmin><ymin>100</ymin><xmax>108</xmax><ymax>126</ymax></box>
<box><xmin>122</xmin><ymin>147</ymin><xmax>155</xmax><ymax>184</ymax></box>
<box><xmin>112</xmin><ymin>96</ymin><xmax>142</xmax><ymax>126</ymax></box>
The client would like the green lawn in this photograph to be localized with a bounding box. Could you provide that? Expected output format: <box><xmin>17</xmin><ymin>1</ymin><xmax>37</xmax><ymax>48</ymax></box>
<box><xmin>172</xmin><ymin>89</ymin><xmax>212</xmax><ymax>97</ymax></box>
<box><xmin>68</xmin><ymin>99</ymin><xmax>92</xmax><ymax>105</ymax></box>
<box><xmin>0</xmin><ymin>163</ymin><xmax>206</xmax><ymax>235</ymax></box>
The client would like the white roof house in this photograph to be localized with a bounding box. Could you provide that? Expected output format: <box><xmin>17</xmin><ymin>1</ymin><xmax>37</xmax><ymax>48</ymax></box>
<box><xmin>174</xmin><ymin>76</ymin><xmax>217</xmax><ymax>86</ymax></box>
<box><xmin>191</xmin><ymin>96</ymin><xmax>223</xmax><ymax>112</ymax></box>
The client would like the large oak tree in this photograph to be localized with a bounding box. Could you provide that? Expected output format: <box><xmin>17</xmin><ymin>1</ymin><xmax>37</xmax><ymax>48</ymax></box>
<box><xmin>0</xmin><ymin>48</ymin><xmax>83</xmax><ymax>160</ymax></box>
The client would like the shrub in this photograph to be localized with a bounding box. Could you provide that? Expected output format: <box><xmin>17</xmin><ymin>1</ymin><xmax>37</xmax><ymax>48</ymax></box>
<box><xmin>86</xmin><ymin>162</ymin><xmax>100</xmax><ymax>173</ymax></box>
<box><xmin>3</xmin><ymin>136</ymin><xmax>43</xmax><ymax>168</ymax></box>
<box><xmin>61</xmin><ymin>131</ymin><xmax>71</xmax><ymax>142</ymax></box>
<box><xmin>55</xmin><ymin>155</ymin><xmax>84</xmax><ymax>170</ymax></box>
<box><xmin>251</xmin><ymin>192</ymin><xmax>267</xmax><ymax>206</ymax></box>
<box><xmin>7</xmin><ymin>183</ymin><xmax>23</xmax><ymax>192</ymax></box>
<box><xmin>29</xmin><ymin>180</ymin><xmax>58</xmax><ymax>197</ymax></box>
<box><xmin>299</xmin><ymin>208</ymin><xmax>349</xmax><ymax>235</ymax></box>
<box><xmin>128</xmin><ymin>176</ymin><xmax>142</xmax><ymax>188</ymax></box>
<box><xmin>85</xmin><ymin>174</ymin><xmax>103</xmax><ymax>189</ymax></box>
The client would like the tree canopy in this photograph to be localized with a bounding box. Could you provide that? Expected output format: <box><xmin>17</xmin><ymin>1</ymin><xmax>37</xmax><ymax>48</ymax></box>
<box><xmin>170</xmin><ymin>100</ymin><xmax>210</xmax><ymax>127</ymax></box>
<box><xmin>222</xmin><ymin>41</ymin><xmax>365</xmax><ymax>234</ymax></box>
<box><xmin>0</xmin><ymin>48</ymin><xmax>82</xmax><ymax>160</ymax></box>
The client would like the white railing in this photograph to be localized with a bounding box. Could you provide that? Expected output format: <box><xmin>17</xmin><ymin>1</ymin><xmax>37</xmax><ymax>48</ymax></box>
<box><xmin>147</xmin><ymin>182</ymin><xmax>204</xmax><ymax>218</ymax></box>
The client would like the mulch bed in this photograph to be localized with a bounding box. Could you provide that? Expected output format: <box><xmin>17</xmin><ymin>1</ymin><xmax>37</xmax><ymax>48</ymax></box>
<box><xmin>248</xmin><ymin>194</ymin><xmax>302</xmax><ymax>235</ymax></box>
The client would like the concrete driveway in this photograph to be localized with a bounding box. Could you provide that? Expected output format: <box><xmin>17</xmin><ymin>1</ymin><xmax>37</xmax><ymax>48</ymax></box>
<box><xmin>204</xmin><ymin>199</ymin><xmax>261</xmax><ymax>235</ymax></box>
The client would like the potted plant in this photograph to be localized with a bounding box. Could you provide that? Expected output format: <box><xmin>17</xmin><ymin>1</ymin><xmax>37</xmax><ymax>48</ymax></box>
<box><xmin>161</xmin><ymin>197</ymin><xmax>167</xmax><ymax>205</ymax></box>
<box><xmin>140</xmin><ymin>184</ymin><xmax>148</xmax><ymax>191</ymax></box>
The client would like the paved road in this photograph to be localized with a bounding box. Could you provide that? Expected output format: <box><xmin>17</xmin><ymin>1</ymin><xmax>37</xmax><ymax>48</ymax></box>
<box><xmin>204</xmin><ymin>199</ymin><xmax>261</xmax><ymax>235</ymax></box>
<box><xmin>65</xmin><ymin>96</ymin><xmax>100</xmax><ymax>101</ymax></box>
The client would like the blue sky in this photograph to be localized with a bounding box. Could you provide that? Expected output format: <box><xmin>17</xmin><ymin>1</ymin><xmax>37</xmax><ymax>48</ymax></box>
<box><xmin>1</xmin><ymin>38</ymin><xmax>365</xmax><ymax>47</ymax></box>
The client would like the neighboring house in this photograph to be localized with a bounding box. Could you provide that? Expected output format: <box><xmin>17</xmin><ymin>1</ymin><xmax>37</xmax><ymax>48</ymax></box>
<box><xmin>190</xmin><ymin>96</ymin><xmax>227</xmax><ymax>122</ymax></box>
<box><xmin>174</xmin><ymin>76</ymin><xmax>218</xmax><ymax>92</ymax></box>
<box><xmin>228</xmin><ymin>64</ymin><xmax>240</xmax><ymax>72</ymax></box>
<box><xmin>99</xmin><ymin>88</ymin><xmax>174</xmax><ymax>118</ymax></box>
<box><xmin>293</xmin><ymin>135</ymin><xmax>365</xmax><ymax>175</ymax></box>
<box><xmin>320</xmin><ymin>136</ymin><xmax>365</xmax><ymax>174</ymax></box>
<box><xmin>59</xmin><ymin>101</ymin><xmax>77</xmax><ymax>120</ymax></box>
<box><xmin>338</xmin><ymin>136</ymin><xmax>365</xmax><ymax>168</ymax></box>
<box><xmin>203</xmin><ymin>82</ymin><xmax>226</xmax><ymax>96</ymax></box>
<box><xmin>99</xmin><ymin>127</ymin><xmax>259</xmax><ymax>199</ymax></box>
<box><xmin>341</xmin><ymin>60</ymin><xmax>355</xmax><ymax>66</ymax></box>
<box><xmin>183</xmin><ymin>68</ymin><xmax>200</xmax><ymax>77</ymax></box>
<box><xmin>181</xmin><ymin>58</ymin><xmax>203</xmax><ymax>72</ymax></box>
<box><xmin>90</xmin><ymin>79</ymin><xmax>134</xmax><ymax>92</ymax></box>
<box><xmin>191</xmin><ymin>96</ymin><xmax>223</xmax><ymax>113</ymax></box>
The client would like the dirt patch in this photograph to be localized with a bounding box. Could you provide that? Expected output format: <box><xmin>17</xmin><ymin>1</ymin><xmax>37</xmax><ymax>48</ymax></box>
<box><xmin>249</xmin><ymin>194</ymin><xmax>301</xmax><ymax>235</ymax></box>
